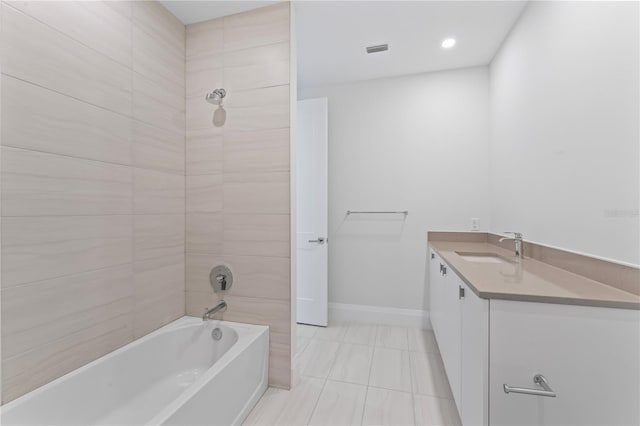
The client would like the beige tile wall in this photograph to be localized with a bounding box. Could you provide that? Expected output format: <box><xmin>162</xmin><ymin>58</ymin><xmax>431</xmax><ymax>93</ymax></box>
<box><xmin>184</xmin><ymin>3</ymin><xmax>292</xmax><ymax>389</ymax></box>
<box><xmin>0</xmin><ymin>1</ymin><xmax>185</xmax><ymax>402</ymax></box>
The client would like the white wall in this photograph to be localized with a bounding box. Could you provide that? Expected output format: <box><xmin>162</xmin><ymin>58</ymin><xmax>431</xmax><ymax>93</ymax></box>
<box><xmin>490</xmin><ymin>1</ymin><xmax>640</xmax><ymax>265</ymax></box>
<box><xmin>300</xmin><ymin>67</ymin><xmax>490</xmax><ymax>313</ymax></box>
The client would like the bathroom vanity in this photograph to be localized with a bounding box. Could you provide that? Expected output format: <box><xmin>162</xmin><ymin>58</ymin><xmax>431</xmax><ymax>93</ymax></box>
<box><xmin>428</xmin><ymin>232</ymin><xmax>640</xmax><ymax>426</ymax></box>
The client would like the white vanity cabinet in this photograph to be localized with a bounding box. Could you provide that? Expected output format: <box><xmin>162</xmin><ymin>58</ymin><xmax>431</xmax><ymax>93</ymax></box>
<box><xmin>429</xmin><ymin>249</ymin><xmax>489</xmax><ymax>425</ymax></box>
<box><xmin>430</xmin><ymin>250</ymin><xmax>461</xmax><ymax>403</ymax></box>
<box><xmin>489</xmin><ymin>300</ymin><xmax>640</xmax><ymax>426</ymax></box>
<box><xmin>429</xmin><ymin>245</ymin><xmax>640</xmax><ymax>426</ymax></box>
<box><xmin>459</xmin><ymin>277</ymin><xmax>489</xmax><ymax>426</ymax></box>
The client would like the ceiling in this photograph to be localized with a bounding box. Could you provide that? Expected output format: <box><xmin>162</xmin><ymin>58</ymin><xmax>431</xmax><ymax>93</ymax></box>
<box><xmin>160</xmin><ymin>1</ymin><xmax>279</xmax><ymax>24</ymax></box>
<box><xmin>296</xmin><ymin>1</ymin><xmax>527</xmax><ymax>88</ymax></box>
<box><xmin>160</xmin><ymin>1</ymin><xmax>527</xmax><ymax>88</ymax></box>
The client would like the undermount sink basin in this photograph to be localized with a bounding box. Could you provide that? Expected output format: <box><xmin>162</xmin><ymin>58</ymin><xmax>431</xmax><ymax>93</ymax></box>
<box><xmin>456</xmin><ymin>252</ymin><xmax>508</xmax><ymax>264</ymax></box>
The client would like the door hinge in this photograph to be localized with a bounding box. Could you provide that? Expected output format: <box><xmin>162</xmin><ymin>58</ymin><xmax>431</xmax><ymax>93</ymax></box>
<box><xmin>459</xmin><ymin>286</ymin><xmax>465</xmax><ymax>299</ymax></box>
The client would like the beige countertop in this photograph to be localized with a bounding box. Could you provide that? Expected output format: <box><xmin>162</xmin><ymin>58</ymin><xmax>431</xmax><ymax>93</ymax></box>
<box><xmin>429</xmin><ymin>240</ymin><xmax>640</xmax><ymax>310</ymax></box>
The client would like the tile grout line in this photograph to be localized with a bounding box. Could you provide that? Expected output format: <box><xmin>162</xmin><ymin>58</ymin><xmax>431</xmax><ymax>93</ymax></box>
<box><xmin>361</xmin><ymin>327</ymin><xmax>378</xmax><ymax>426</ymax></box>
<box><xmin>360</xmin><ymin>385</ymin><xmax>369</xmax><ymax>426</ymax></box>
<box><xmin>1</xmin><ymin>142</ymin><xmax>185</xmax><ymax>175</ymax></box>
<box><xmin>2</xmin><ymin>73</ymin><xmax>184</xmax><ymax>136</ymax></box>
<box><xmin>306</xmin><ymin>376</ymin><xmax>328</xmax><ymax>425</ymax></box>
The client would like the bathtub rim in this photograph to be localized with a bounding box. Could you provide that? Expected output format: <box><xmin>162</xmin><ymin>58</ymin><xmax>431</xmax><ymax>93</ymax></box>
<box><xmin>1</xmin><ymin>316</ymin><xmax>269</xmax><ymax>425</ymax></box>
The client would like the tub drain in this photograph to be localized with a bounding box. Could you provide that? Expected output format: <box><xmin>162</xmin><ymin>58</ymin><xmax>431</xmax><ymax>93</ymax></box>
<box><xmin>211</xmin><ymin>327</ymin><xmax>223</xmax><ymax>341</ymax></box>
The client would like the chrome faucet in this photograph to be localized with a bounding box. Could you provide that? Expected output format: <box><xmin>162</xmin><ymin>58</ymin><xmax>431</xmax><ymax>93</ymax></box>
<box><xmin>499</xmin><ymin>232</ymin><xmax>523</xmax><ymax>262</ymax></box>
<box><xmin>202</xmin><ymin>300</ymin><xmax>227</xmax><ymax>321</ymax></box>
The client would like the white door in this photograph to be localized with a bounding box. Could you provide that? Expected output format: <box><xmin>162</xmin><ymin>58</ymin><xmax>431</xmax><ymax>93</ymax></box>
<box><xmin>296</xmin><ymin>98</ymin><xmax>328</xmax><ymax>326</ymax></box>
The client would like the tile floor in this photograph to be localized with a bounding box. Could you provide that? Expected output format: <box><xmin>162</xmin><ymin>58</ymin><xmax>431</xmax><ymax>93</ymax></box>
<box><xmin>243</xmin><ymin>323</ymin><xmax>462</xmax><ymax>426</ymax></box>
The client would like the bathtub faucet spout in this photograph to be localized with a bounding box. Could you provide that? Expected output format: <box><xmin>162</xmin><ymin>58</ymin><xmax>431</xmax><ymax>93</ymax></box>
<box><xmin>202</xmin><ymin>300</ymin><xmax>227</xmax><ymax>321</ymax></box>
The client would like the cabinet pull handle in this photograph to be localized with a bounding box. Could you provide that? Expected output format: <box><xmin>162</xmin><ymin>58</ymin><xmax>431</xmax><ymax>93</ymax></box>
<box><xmin>439</xmin><ymin>263</ymin><xmax>443</xmax><ymax>273</ymax></box>
<box><xmin>442</xmin><ymin>266</ymin><xmax>447</xmax><ymax>275</ymax></box>
<box><xmin>459</xmin><ymin>286</ymin><xmax>465</xmax><ymax>299</ymax></box>
<box><xmin>503</xmin><ymin>374</ymin><xmax>557</xmax><ymax>398</ymax></box>
<box><xmin>431</xmin><ymin>253</ymin><xmax>435</xmax><ymax>259</ymax></box>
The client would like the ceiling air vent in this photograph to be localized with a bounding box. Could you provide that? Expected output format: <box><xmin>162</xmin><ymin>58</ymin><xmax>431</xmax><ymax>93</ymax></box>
<box><xmin>366</xmin><ymin>44</ymin><xmax>389</xmax><ymax>54</ymax></box>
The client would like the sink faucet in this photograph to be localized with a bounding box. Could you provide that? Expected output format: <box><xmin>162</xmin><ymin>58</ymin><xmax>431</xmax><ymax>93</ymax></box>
<box><xmin>202</xmin><ymin>300</ymin><xmax>227</xmax><ymax>321</ymax></box>
<box><xmin>499</xmin><ymin>232</ymin><xmax>523</xmax><ymax>262</ymax></box>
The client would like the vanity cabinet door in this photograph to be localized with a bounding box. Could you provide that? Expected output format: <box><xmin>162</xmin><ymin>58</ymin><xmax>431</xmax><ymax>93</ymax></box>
<box><xmin>429</xmin><ymin>249</ymin><xmax>444</xmax><ymax>340</ymax></box>
<box><xmin>460</xmin><ymin>281</ymin><xmax>489</xmax><ymax>426</ymax></box>
<box><xmin>429</xmin><ymin>248</ymin><xmax>461</xmax><ymax>404</ymax></box>
<box><xmin>439</xmin><ymin>265</ymin><xmax>462</xmax><ymax>406</ymax></box>
<box><xmin>489</xmin><ymin>300</ymin><xmax>640</xmax><ymax>426</ymax></box>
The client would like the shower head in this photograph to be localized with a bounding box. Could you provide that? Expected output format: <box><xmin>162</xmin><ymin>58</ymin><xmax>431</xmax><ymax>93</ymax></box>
<box><xmin>205</xmin><ymin>88</ymin><xmax>226</xmax><ymax>105</ymax></box>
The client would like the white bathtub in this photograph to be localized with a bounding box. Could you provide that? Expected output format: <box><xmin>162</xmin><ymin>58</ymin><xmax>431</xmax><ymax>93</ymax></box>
<box><xmin>1</xmin><ymin>317</ymin><xmax>269</xmax><ymax>426</ymax></box>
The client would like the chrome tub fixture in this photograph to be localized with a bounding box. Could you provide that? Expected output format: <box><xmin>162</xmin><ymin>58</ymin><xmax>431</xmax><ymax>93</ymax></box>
<box><xmin>202</xmin><ymin>300</ymin><xmax>228</xmax><ymax>322</ymax></box>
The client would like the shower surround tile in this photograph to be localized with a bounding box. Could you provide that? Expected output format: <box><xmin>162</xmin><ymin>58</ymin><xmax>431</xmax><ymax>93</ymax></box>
<box><xmin>133</xmin><ymin>214</ymin><xmax>185</xmax><ymax>261</ymax></box>
<box><xmin>6</xmin><ymin>0</ymin><xmax>133</xmax><ymax>67</ymax></box>
<box><xmin>1</xmin><ymin>75</ymin><xmax>133</xmax><ymax>166</ymax></box>
<box><xmin>185</xmin><ymin>3</ymin><xmax>292</xmax><ymax>390</ymax></box>
<box><xmin>133</xmin><ymin>121</ymin><xmax>185</xmax><ymax>174</ymax></box>
<box><xmin>132</xmin><ymin>1</ymin><xmax>184</xmax><ymax>55</ymax></box>
<box><xmin>133</xmin><ymin>255</ymin><xmax>186</xmax><ymax>338</ymax></box>
<box><xmin>1</xmin><ymin>314</ymin><xmax>134</xmax><ymax>402</ymax></box>
<box><xmin>223</xmin><ymin>2</ymin><xmax>290</xmax><ymax>51</ymax></box>
<box><xmin>186</xmin><ymin>17</ymin><xmax>224</xmax><ymax>58</ymax></box>
<box><xmin>223</xmin><ymin>171</ymin><xmax>290</xmax><ymax>214</ymax></box>
<box><xmin>223</xmin><ymin>213</ymin><xmax>290</xmax><ymax>258</ymax></box>
<box><xmin>224</xmin><ymin>85</ymin><xmax>291</xmax><ymax>132</ymax></box>
<box><xmin>1</xmin><ymin>3</ymin><xmax>132</xmax><ymax>114</ymax></box>
<box><xmin>186</xmin><ymin>252</ymin><xmax>290</xmax><ymax>301</ymax></box>
<box><xmin>133</xmin><ymin>72</ymin><xmax>185</xmax><ymax>134</ymax></box>
<box><xmin>223</xmin><ymin>128</ymin><xmax>290</xmax><ymax>174</ymax></box>
<box><xmin>1</xmin><ymin>147</ymin><xmax>133</xmax><ymax>216</ymax></box>
<box><xmin>223</xmin><ymin>42</ymin><xmax>290</xmax><ymax>91</ymax></box>
<box><xmin>132</xmin><ymin>25</ymin><xmax>184</xmax><ymax>89</ymax></box>
<box><xmin>186</xmin><ymin>95</ymin><xmax>228</xmax><ymax>131</ymax></box>
<box><xmin>0</xmin><ymin>0</ymin><xmax>186</xmax><ymax>402</ymax></box>
<box><xmin>186</xmin><ymin>55</ymin><xmax>223</xmax><ymax>98</ymax></box>
<box><xmin>186</xmin><ymin>174</ymin><xmax>223</xmax><ymax>213</ymax></box>
<box><xmin>133</xmin><ymin>168</ymin><xmax>185</xmax><ymax>214</ymax></box>
<box><xmin>1</xmin><ymin>215</ymin><xmax>133</xmax><ymax>287</ymax></box>
<box><xmin>186</xmin><ymin>130</ymin><xmax>224</xmax><ymax>175</ymax></box>
<box><xmin>186</xmin><ymin>213</ymin><xmax>224</xmax><ymax>253</ymax></box>
<box><xmin>1</xmin><ymin>264</ymin><xmax>134</xmax><ymax>359</ymax></box>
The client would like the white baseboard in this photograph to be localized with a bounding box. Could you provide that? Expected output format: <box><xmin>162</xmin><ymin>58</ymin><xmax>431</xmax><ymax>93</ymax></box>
<box><xmin>329</xmin><ymin>303</ymin><xmax>431</xmax><ymax>329</ymax></box>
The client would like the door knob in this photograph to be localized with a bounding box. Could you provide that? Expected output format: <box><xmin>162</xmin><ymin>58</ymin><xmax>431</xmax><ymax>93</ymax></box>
<box><xmin>308</xmin><ymin>237</ymin><xmax>326</xmax><ymax>244</ymax></box>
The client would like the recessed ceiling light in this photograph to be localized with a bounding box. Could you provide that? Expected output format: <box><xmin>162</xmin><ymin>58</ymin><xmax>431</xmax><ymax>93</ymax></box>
<box><xmin>441</xmin><ymin>38</ymin><xmax>456</xmax><ymax>49</ymax></box>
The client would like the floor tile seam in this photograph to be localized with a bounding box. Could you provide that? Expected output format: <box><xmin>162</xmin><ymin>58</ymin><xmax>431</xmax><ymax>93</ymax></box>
<box><xmin>305</xmin><ymin>376</ymin><xmax>328</xmax><ymax>426</ymax></box>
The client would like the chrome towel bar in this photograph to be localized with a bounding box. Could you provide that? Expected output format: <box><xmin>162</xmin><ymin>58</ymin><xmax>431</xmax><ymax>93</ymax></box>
<box><xmin>504</xmin><ymin>374</ymin><xmax>557</xmax><ymax>398</ymax></box>
<box><xmin>346</xmin><ymin>210</ymin><xmax>408</xmax><ymax>215</ymax></box>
